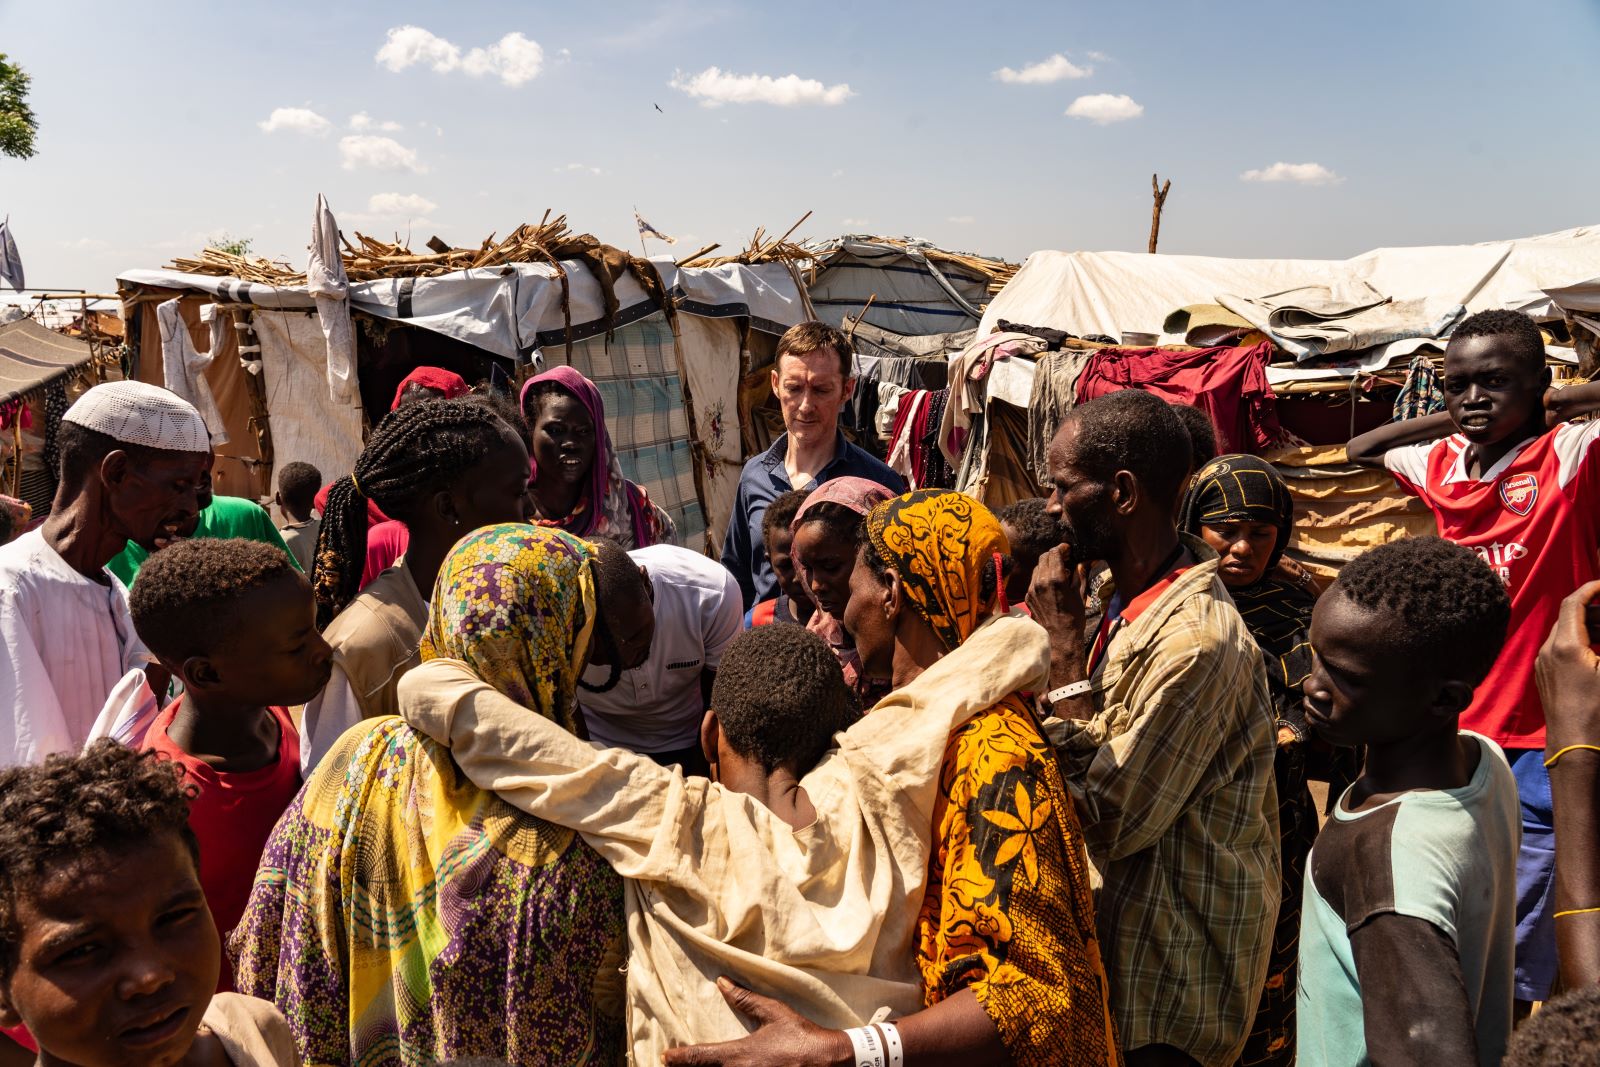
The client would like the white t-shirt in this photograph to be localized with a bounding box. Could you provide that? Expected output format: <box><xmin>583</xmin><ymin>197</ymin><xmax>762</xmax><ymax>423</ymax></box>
<box><xmin>0</xmin><ymin>528</ymin><xmax>153</xmax><ymax>766</ymax></box>
<box><xmin>579</xmin><ymin>544</ymin><xmax>742</xmax><ymax>753</ymax></box>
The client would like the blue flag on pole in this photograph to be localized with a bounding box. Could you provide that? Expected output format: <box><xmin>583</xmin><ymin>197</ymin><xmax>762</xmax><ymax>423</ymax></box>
<box><xmin>634</xmin><ymin>209</ymin><xmax>676</xmax><ymax>245</ymax></box>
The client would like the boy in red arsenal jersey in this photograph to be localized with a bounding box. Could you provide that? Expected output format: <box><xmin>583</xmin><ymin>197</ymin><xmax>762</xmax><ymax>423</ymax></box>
<box><xmin>128</xmin><ymin>538</ymin><xmax>333</xmax><ymax>993</ymax></box>
<box><xmin>1348</xmin><ymin>309</ymin><xmax>1600</xmax><ymax>1007</ymax></box>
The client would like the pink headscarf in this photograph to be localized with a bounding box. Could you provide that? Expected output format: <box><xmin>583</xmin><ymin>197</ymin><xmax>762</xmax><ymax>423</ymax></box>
<box><xmin>790</xmin><ymin>476</ymin><xmax>895</xmax><ymax>697</ymax></box>
<box><xmin>519</xmin><ymin>366</ymin><xmax>672</xmax><ymax>549</ymax></box>
<box><xmin>791</xmin><ymin>476</ymin><xmax>896</xmax><ymax>533</ymax></box>
<box><xmin>391</xmin><ymin>366</ymin><xmax>469</xmax><ymax>411</ymax></box>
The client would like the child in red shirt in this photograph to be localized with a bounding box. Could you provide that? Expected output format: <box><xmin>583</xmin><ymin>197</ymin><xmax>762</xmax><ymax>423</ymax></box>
<box><xmin>129</xmin><ymin>537</ymin><xmax>333</xmax><ymax>992</ymax></box>
<box><xmin>1348</xmin><ymin>308</ymin><xmax>1600</xmax><ymax>1005</ymax></box>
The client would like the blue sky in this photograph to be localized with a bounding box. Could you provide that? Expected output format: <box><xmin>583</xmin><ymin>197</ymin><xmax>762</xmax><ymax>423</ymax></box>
<box><xmin>4</xmin><ymin>0</ymin><xmax>1599</xmax><ymax>294</ymax></box>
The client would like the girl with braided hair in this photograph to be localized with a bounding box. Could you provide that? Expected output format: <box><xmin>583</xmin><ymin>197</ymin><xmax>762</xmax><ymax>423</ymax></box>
<box><xmin>299</xmin><ymin>397</ymin><xmax>531</xmax><ymax>772</ymax></box>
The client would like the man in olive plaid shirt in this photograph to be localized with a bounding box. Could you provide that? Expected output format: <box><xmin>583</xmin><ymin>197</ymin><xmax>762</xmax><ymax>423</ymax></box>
<box><xmin>1031</xmin><ymin>392</ymin><xmax>1279</xmax><ymax>1067</ymax></box>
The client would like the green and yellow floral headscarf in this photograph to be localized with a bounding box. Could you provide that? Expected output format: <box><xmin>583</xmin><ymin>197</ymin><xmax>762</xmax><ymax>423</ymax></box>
<box><xmin>865</xmin><ymin>490</ymin><xmax>1009</xmax><ymax>652</ymax></box>
<box><xmin>420</xmin><ymin>523</ymin><xmax>597</xmax><ymax>732</ymax></box>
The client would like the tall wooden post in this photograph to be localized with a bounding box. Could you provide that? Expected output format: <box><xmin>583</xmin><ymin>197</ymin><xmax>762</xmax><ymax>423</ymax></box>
<box><xmin>1149</xmin><ymin>174</ymin><xmax>1172</xmax><ymax>253</ymax></box>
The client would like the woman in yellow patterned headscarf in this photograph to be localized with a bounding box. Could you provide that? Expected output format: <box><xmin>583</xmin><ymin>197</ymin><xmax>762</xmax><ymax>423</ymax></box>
<box><xmin>843</xmin><ymin>490</ymin><xmax>1121</xmax><ymax>1067</ymax></box>
<box><xmin>232</xmin><ymin>525</ymin><xmax>625</xmax><ymax>1066</ymax></box>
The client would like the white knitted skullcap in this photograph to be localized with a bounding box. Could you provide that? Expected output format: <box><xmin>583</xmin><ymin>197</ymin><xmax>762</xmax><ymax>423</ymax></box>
<box><xmin>62</xmin><ymin>381</ymin><xmax>210</xmax><ymax>454</ymax></box>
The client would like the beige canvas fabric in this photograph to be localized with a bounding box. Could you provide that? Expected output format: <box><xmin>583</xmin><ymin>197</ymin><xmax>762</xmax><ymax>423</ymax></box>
<box><xmin>323</xmin><ymin>559</ymin><xmax>428</xmax><ymax>721</ymax></box>
<box><xmin>199</xmin><ymin>993</ymin><xmax>302</xmax><ymax>1065</ymax></box>
<box><xmin>397</xmin><ymin>612</ymin><xmax>1050</xmax><ymax>1065</ymax></box>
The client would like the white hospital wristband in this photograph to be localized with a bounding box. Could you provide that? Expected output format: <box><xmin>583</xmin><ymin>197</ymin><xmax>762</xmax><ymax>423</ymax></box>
<box><xmin>1047</xmin><ymin>680</ymin><xmax>1093</xmax><ymax>704</ymax></box>
<box><xmin>874</xmin><ymin>1021</ymin><xmax>904</xmax><ymax>1067</ymax></box>
<box><xmin>845</xmin><ymin>1024</ymin><xmax>886</xmax><ymax>1067</ymax></box>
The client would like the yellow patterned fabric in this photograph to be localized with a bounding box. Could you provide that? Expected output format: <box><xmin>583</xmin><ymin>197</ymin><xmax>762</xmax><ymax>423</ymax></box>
<box><xmin>918</xmin><ymin>695</ymin><xmax>1120</xmax><ymax>1067</ymax></box>
<box><xmin>231</xmin><ymin>525</ymin><xmax>625</xmax><ymax>1065</ymax></box>
<box><xmin>866</xmin><ymin>491</ymin><xmax>1121</xmax><ymax>1066</ymax></box>
<box><xmin>420</xmin><ymin>523</ymin><xmax>597</xmax><ymax>734</ymax></box>
<box><xmin>865</xmin><ymin>490</ymin><xmax>1006</xmax><ymax>651</ymax></box>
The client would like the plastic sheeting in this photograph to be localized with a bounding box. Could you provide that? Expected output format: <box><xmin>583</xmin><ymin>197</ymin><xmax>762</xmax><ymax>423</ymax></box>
<box><xmin>807</xmin><ymin>238</ymin><xmax>994</xmax><ymax>336</ymax></box>
<box><xmin>131</xmin><ymin>296</ymin><xmax>266</xmax><ymax>499</ymax></box>
<box><xmin>253</xmin><ymin>310</ymin><xmax>365</xmax><ymax>497</ymax></box>
<box><xmin>673</xmin><ymin>314</ymin><xmax>745</xmax><ymax>546</ymax></box>
<box><xmin>979</xmin><ymin>225</ymin><xmax>1600</xmax><ymax>366</ymax></box>
<box><xmin>119</xmin><ymin>259</ymin><xmax>807</xmax><ymax>359</ymax></box>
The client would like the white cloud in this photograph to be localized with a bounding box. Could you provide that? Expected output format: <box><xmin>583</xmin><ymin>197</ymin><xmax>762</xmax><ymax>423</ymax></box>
<box><xmin>463</xmin><ymin>32</ymin><xmax>544</xmax><ymax>86</ymax></box>
<box><xmin>1086</xmin><ymin>50</ymin><xmax>1111</xmax><ymax>62</ymax></box>
<box><xmin>553</xmin><ymin>162</ymin><xmax>604</xmax><ymax>176</ymax></box>
<box><xmin>1241</xmin><ymin>161</ymin><xmax>1343</xmax><ymax>185</ymax></box>
<box><xmin>376</xmin><ymin>25</ymin><xmax>462</xmax><ymax>73</ymax></box>
<box><xmin>257</xmin><ymin>107</ymin><xmax>332</xmax><ymax>136</ymax></box>
<box><xmin>377</xmin><ymin>26</ymin><xmax>543</xmax><ymax>86</ymax></box>
<box><xmin>993</xmin><ymin>53</ymin><xmax>1092</xmax><ymax>84</ymax></box>
<box><xmin>1064</xmin><ymin>93</ymin><xmax>1144</xmax><ymax>124</ymax></box>
<box><xmin>841</xmin><ymin>217</ymin><xmax>870</xmax><ymax>227</ymax></box>
<box><xmin>367</xmin><ymin>193</ymin><xmax>437</xmax><ymax>216</ymax></box>
<box><xmin>946</xmin><ymin>215</ymin><xmax>975</xmax><ymax>224</ymax></box>
<box><xmin>558</xmin><ymin>47</ymin><xmax>571</xmax><ymax>59</ymax></box>
<box><xmin>830</xmin><ymin>169</ymin><xmax>845</xmax><ymax>178</ymax></box>
<box><xmin>339</xmin><ymin>135</ymin><xmax>426</xmax><ymax>173</ymax></box>
<box><xmin>669</xmin><ymin>67</ymin><xmax>854</xmax><ymax>107</ymax></box>
<box><xmin>350</xmin><ymin>112</ymin><xmax>404</xmax><ymax>133</ymax></box>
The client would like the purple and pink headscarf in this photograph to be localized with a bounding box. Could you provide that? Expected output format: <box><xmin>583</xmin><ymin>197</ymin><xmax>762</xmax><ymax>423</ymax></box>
<box><xmin>519</xmin><ymin>366</ymin><xmax>674</xmax><ymax>549</ymax></box>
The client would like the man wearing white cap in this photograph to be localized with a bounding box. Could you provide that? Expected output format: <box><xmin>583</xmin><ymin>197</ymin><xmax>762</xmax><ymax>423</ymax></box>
<box><xmin>0</xmin><ymin>380</ymin><xmax>211</xmax><ymax>766</ymax></box>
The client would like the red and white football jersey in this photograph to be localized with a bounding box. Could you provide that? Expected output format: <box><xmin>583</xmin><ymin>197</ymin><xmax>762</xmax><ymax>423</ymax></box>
<box><xmin>1385</xmin><ymin>419</ymin><xmax>1600</xmax><ymax>749</ymax></box>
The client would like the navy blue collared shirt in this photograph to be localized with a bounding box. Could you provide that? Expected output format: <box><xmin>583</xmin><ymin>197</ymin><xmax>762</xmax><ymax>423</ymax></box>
<box><xmin>720</xmin><ymin>430</ymin><xmax>904</xmax><ymax>610</ymax></box>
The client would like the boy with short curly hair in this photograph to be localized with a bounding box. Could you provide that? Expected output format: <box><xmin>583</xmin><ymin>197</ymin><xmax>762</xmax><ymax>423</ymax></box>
<box><xmin>1298</xmin><ymin>537</ymin><xmax>1519</xmax><ymax>1065</ymax></box>
<box><xmin>0</xmin><ymin>740</ymin><xmax>299</xmax><ymax>1065</ymax></box>
<box><xmin>129</xmin><ymin>537</ymin><xmax>332</xmax><ymax>991</ymax></box>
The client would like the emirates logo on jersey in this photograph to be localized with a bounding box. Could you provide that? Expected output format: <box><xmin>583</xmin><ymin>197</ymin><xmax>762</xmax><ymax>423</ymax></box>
<box><xmin>1500</xmin><ymin>473</ymin><xmax>1539</xmax><ymax>516</ymax></box>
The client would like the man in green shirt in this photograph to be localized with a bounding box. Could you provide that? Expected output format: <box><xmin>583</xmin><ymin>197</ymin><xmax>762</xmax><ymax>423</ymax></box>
<box><xmin>107</xmin><ymin>451</ymin><xmax>299</xmax><ymax>587</ymax></box>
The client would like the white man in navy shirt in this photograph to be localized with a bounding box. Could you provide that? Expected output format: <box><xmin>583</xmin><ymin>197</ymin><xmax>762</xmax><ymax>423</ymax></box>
<box><xmin>720</xmin><ymin>320</ymin><xmax>903</xmax><ymax>611</ymax></box>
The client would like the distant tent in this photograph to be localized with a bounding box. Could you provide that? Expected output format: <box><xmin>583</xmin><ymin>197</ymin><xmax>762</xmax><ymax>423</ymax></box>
<box><xmin>799</xmin><ymin>236</ymin><xmax>1018</xmax><ymax>461</ymax></box>
<box><xmin>0</xmin><ymin>318</ymin><xmax>99</xmax><ymax>514</ymax></box>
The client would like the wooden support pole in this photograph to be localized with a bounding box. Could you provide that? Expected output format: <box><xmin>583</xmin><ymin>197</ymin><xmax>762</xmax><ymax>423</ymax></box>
<box><xmin>1148</xmin><ymin>174</ymin><xmax>1172</xmax><ymax>254</ymax></box>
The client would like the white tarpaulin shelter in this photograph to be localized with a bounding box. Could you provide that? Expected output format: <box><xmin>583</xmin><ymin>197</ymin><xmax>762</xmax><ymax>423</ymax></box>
<box><xmin>118</xmin><ymin>257</ymin><xmax>810</xmax><ymax>547</ymax></box>
<box><xmin>119</xmin><ymin>259</ymin><xmax>804</xmax><ymax>361</ymax></box>
<box><xmin>979</xmin><ymin>225</ymin><xmax>1600</xmax><ymax>373</ymax></box>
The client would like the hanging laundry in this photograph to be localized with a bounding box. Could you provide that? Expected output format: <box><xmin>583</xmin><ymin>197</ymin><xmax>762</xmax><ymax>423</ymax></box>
<box><xmin>156</xmin><ymin>299</ymin><xmax>229</xmax><ymax>445</ymax></box>
<box><xmin>1075</xmin><ymin>340</ymin><xmax>1282</xmax><ymax>455</ymax></box>
<box><xmin>917</xmin><ymin>388</ymin><xmax>956</xmax><ymax>489</ymax></box>
<box><xmin>887</xmin><ymin>390</ymin><xmax>929</xmax><ymax>484</ymax></box>
<box><xmin>939</xmin><ymin>331</ymin><xmax>1047</xmax><ymax>463</ymax></box>
<box><xmin>1391</xmin><ymin>353</ymin><xmax>1446</xmax><ymax>422</ymax></box>
<box><xmin>1026</xmin><ymin>348</ymin><xmax>1094</xmax><ymax>484</ymax></box>
<box><xmin>885</xmin><ymin>388</ymin><xmax>957</xmax><ymax>490</ymax></box>
<box><xmin>0</xmin><ymin>400</ymin><xmax>31</xmax><ymax>432</ymax></box>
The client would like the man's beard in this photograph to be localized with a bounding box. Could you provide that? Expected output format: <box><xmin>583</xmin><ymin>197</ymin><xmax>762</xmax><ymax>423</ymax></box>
<box><xmin>1060</xmin><ymin>510</ymin><xmax>1116</xmax><ymax>566</ymax></box>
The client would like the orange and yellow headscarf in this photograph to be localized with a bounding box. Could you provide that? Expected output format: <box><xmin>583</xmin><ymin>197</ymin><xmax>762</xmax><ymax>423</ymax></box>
<box><xmin>864</xmin><ymin>490</ymin><xmax>1009</xmax><ymax>652</ymax></box>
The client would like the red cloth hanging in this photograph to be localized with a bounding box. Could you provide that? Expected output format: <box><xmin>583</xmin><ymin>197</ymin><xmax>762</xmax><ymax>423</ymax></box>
<box><xmin>1074</xmin><ymin>340</ymin><xmax>1282</xmax><ymax>455</ymax></box>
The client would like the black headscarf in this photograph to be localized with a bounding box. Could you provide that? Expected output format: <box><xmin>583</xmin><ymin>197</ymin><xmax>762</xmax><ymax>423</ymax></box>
<box><xmin>1180</xmin><ymin>454</ymin><xmax>1314</xmax><ymax>729</ymax></box>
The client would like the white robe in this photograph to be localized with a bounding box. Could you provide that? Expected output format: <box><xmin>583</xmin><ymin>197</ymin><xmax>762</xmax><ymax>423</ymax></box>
<box><xmin>0</xmin><ymin>529</ymin><xmax>152</xmax><ymax>766</ymax></box>
<box><xmin>398</xmin><ymin>613</ymin><xmax>1051</xmax><ymax>1065</ymax></box>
